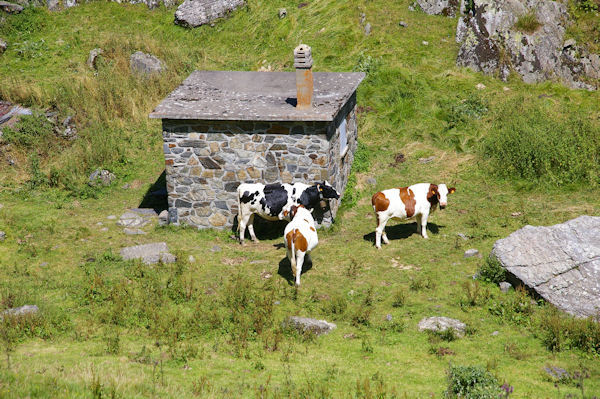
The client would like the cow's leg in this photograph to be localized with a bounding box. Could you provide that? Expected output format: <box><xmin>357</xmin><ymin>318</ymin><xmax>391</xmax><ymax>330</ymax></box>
<box><xmin>375</xmin><ymin>213</ymin><xmax>389</xmax><ymax>249</ymax></box>
<box><xmin>247</xmin><ymin>214</ymin><xmax>259</xmax><ymax>243</ymax></box>
<box><xmin>420</xmin><ymin>212</ymin><xmax>429</xmax><ymax>239</ymax></box>
<box><xmin>382</xmin><ymin>228</ymin><xmax>390</xmax><ymax>245</ymax></box>
<box><xmin>416</xmin><ymin>213</ymin><xmax>422</xmax><ymax>235</ymax></box>
<box><xmin>295</xmin><ymin>251</ymin><xmax>305</xmax><ymax>286</ymax></box>
<box><xmin>238</xmin><ymin>211</ymin><xmax>251</xmax><ymax>245</ymax></box>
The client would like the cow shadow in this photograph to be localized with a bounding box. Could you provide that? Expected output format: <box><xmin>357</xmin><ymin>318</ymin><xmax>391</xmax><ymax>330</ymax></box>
<box><xmin>362</xmin><ymin>222</ymin><xmax>442</xmax><ymax>244</ymax></box>
<box><xmin>138</xmin><ymin>170</ymin><xmax>168</xmax><ymax>214</ymax></box>
<box><xmin>277</xmin><ymin>255</ymin><xmax>313</xmax><ymax>286</ymax></box>
<box><xmin>232</xmin><ymin>215</ymin><xmax>288</xmax><ymax>241</ymax></box>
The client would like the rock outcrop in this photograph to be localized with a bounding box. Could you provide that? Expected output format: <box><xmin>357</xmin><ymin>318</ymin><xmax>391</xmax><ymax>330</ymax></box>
<box><xmin>417</xmin><ymin>0</ymin><xmax>459</xmax><ymax>16</ymax></box>
<box><xmin>418</xmin><ymin>316</ymin><xmax>466</xmax><ymax>337</ymax></box>
<box><xmin>491</xmin><ymin>216</ymin><xmax>600</xmax><ymax>318</ymax></box>
<box><xmin>0</xmin><ymin>1</ymin><xmax>24</xmax><ymax>13</ymax></box>
<box><xmin>174</xmin><ymin>0</ymin><xmax>245</xmax><ymax>28</ymax></box>
<box><xmin>456</xmin><ymin>0</ymin><xmax>600</xmax><ymax>90</ymax></box>
<box><xmin>120</xmin><ymin>242</ymin><xmax>176</xmax><ymax>264</ymax></box>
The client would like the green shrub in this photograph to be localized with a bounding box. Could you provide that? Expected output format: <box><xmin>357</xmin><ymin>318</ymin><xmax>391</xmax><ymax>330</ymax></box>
<box><xmin>478</xmin><ymin>256</ymin><xmax>506</xmax><ymax>284</ymax></box>
<box><xmin>391</xmin><ymin>289</ymin><xmax>406</xmax><ymax>308</ymax></box>
<box><xmin>488</xmin><ymin>286</ymin><xmax>535</xmax><ymax>325</ymax></box>
<box><xmin>2</xmin><ymin>112</ymin><xmax>56</xmax><ymax>153</ymax></box>
<box><xmin>514</xmin><ymin>12</ymin><xmax>542</xmax><ymax>33</ymax></box>
<box><xmin>445</xmin><ymin>365</ymin><xmax>502</xmax><ymax>399</ymax></box>
<box><xmin>353</xmin><ymin>51</ymin><xmax>382</xmax><ymax>77</ymax></box>
<box><xmin>537</xmin><ymin>306</ymin><xmax>600</xmax><ymax>353</ymax></box>
<box><xmin>575</xmin><ymin>0</ymin><xmax>599</xmax><ymax>12</ymax></box>
<box><xmin>481</xmin><ymin>102</ymin><xmax>600</xmax><ymax>186</ymax></box>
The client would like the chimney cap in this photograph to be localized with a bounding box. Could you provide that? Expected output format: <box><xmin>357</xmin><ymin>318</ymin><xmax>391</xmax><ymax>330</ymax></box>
<box><xmin>294</xmin><ymin>43</ymin><xmax>313</xmax><ymax>69</ymax></box>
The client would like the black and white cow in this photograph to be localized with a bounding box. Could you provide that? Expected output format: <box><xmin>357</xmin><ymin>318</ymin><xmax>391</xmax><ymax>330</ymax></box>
<box><xmin>237</xmin><ymin>181</ymin><xmax>340</xmax><ymax>244</ymax></box>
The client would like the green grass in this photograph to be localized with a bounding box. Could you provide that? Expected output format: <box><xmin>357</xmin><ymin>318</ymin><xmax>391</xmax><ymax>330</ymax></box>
<box><xmin>0</xmin><ymin>0</ymin><xmax>600</xmax><ymax>397</ymax></box>
<box><xmin>513</xmin><ymin>12</ymin><xmax>542</xmax><ymax>34</ymax></box>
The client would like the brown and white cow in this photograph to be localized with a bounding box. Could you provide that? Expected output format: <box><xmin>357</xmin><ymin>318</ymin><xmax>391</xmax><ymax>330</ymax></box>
<box><xmin>284</xmin><ymin>205</ymin><xmax>319</xmax><ymax>286</ymax></box>
<box><xmin>371</xmin><ymin>183</ymin><xmax>456</xmax><ymax>249</ymax></box>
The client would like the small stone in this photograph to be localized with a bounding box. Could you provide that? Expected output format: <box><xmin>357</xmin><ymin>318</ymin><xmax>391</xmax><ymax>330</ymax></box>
<box><xmin>418</xmin><ymin>156</ymin><xmax>435</xmax><ymax>164</ymax></box>
<box><xmin>123</xmin><ymin>228</ymin><xmax>146</xmax><ymax>235</ymax></box>
<box><xmin>399</xmin><ymin>21</ymin><xmax>407</xmax><ymax>27</ymax></box>
<box><xmin>261</xmin><ymin>271</ymin><xmax>272</xmax><ymax>279</ymax></box>
<box><xmin>464</xmin><ymin>249</ymin><xmax>479</xmax><ymax>258</ymax></box>
<box><xmin>385</xmin><ymin>314</ymin><xmax>393</xmax><ymax>321</ymax></box>
<box><xmin>96</xmin><ymin>222</ymin><xmax>103</xmax><ymax>226</ymax></box>
<box><xmin>0</xmin><ymin>231</ymin><xmax>5</xmax><ymax>242</ymax></box>
<box><xmin>344</xmin><ymin>333</ymin><xmax>356</xmax><ymax>339</ymax></box>
<box><xmin>284</xmin><ymin>316</ymin><xmax>336</xmax><ymax>335</ymax></box>
<box><xmin>563</xmin><ymin>39</ymin><xmax>576</xmax><ymax>49</ymax></box>
<box><xmin>130</xmin><ymin>51</ymin><xmax>165</xmax><ymax>76</ymax></box>
<box><xmin>1</xmin><ymin>305</ymin><xmax>39</xmax><ymax>318</ymax></box>
<box><xmin>364</xmin><ymin>23</ymin><xmax>371</xmax><ymax>36</ymax></box>
<box><xmin>274</xmin><ymin>301</ymin><xmax>281</xmax><ymax>305</ymax></box>
<box><xmin>476</xmin><ymin>83</ymin><xmax>486</xmax><ymax>90</ymax></box>
<box><xmin>422</xmin><ymin>41</ymin><xmax>429</xmax><ymax>46</ymax></box>
<box><xmin>503</xmin><ymin>87</ymin><xmax>510</xmax><ymax>91</ymax></box>
<box><xmin>511</xmin><ymin>211</ymin><xmax>522</xmax><ymax>217</ymax></box>
<box><xmin>158</xmin><ymin>210</ymin><xmax>169</xmax><ymax>226</ymax></box>
<box><xmin>408</xmin><ymin>4</ymin><xmax>415</xmax><ymax>11</ymax></box>
<box><xmin>211</xmin><ymin>245</ymin><xmax>221</xmax><ymax>252</ymax></box>
<box><xmin>122</xmin><ymin>183</ymin><xmax>130</xmax><ymax>189</ymax></box>
<box><xmin>278</xmin><ymin>8</ymin><xmax>286</xmax><ymax>18</ymax></box>
<box><xmin>0</xmin><ymin>38</ymin><xmax>6</xmax><ymax>54</ymax></box>
<box><xmin>87</xmin><ymin>48</ymin><xmax>103</xmax><ymax>69</ymax></box>
<box><xmin>418</xmin><ymin>316</ymin><xmax>466</xmax><ymax>337</ymax></box>
<box><xmin>188</xmin><ymin>255</ymin><xmax>195</xmax><ymax>263</ymax></box>
<box><xmin>47</xmin><ymin>0</ymin><xmax>59</xmax><ymax>11</ymax></box>
<box><xmin>499</xmin><ymin>281</ymin><xmax>512</xmax><ymax>293</ymax></box>
<box><xmin>359</xmin><ymin>12</ymin><xmax>366</xmax><ymax>25</ymax></box>
<box><xmin>457</xmin><ymin>233</ymin><xmax>468</xmax><ymax>241</ymax></box>
<box><xmin>88</xmin><ymin>169</ymin><xmax>115</xmax><ymax>187</ymax></box>
<box><xmin>0</xmin><ymin>1</ymin><xmax>23</xmax><ymax>13</ymax></box>
<box><xmin>491</xmin><ymin>331</ymin><xmax>499</xmax><ymax>336</ymax></box>
<box><xmin>117</xmin><ymin>212</ymin><xmax>149</xmax><ymax>228</ymax></box>
<box><xmin>367</xmin><ymin>177</ymin><xmax>377</xmax><ymax>186</ymax></box>
<box><xmin>107</xmin><ymin>215</ymin><xmax>117</xmax><ymax>220</ymax></box>
<box><xmin>100</xmin><ymin>227</ymin><xmax>109</xmax><ymax>232</ymax></box>
<box><xmin>40</xmin><ymin>262</ymin><xmax>48</xmax><ymax>267</ymax></box>
<box><xmin>120</xmin><ymin>242</ymin><xmax>176</xmax><ymax>265</ymax></box>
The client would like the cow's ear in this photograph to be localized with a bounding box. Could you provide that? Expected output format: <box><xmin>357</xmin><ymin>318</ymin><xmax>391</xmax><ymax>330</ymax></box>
<box><xmin>448</xmin><ymin>187</ymin><xmax>456</xmax><ymax>194</ymax></box>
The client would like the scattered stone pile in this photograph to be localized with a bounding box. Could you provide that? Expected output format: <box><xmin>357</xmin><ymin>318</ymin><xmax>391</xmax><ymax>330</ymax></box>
<box><xmin>492</xmin><ymin>215</ymin><xmax>600</xmax><ymax>318</ymax></box>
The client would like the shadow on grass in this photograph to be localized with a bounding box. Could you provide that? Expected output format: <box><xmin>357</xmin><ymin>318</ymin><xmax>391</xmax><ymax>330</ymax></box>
<box><xmin>277</xmin><ymin>255</ymin><xmax>313</xmax><ymax>286</ymax></box>
<box><xmin>232</xmin><ymin>215</ymin><xmax>288</xmax><ymax>241</ymax></box>
<box><xmin>138</xmin><ymin>170</ymin><xmax>168</xmax><ymax>214</ymax></box>
<box><xmin>362</xmin><ymin>222</ymin><xmax>442</xmax><ymax>244</ymax></box>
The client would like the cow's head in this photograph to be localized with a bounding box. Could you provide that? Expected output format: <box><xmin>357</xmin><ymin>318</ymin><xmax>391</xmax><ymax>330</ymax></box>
<box><xmin>315</xmin><ymin>181</ymin><xmax>340</xmax><ymax>209</ymax></box>
<box><xmin>429</xmin><ymin>184</ymin><xmax>456</xmax><ymax>210</ymax></box>
<box><xmin>290</xmin><ymin>204</ymin><xmax>305</xmax><ymax>219</ymax></box>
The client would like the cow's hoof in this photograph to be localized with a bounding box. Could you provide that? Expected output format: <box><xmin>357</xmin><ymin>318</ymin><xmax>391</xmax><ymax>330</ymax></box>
<box><xmin>375</xmin><ymin>246</ymin><xmax>382</xmax><ymax>250</ymax></box>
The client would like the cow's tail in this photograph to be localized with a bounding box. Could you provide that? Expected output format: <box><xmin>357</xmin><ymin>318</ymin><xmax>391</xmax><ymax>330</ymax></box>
<box><xmin>236</xmin><ymin>189</ymin><xmax>241</xmax><ymax>232</ymax></box>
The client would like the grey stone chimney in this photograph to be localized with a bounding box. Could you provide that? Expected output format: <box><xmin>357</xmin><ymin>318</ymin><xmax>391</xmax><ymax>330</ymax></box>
<box><xmin>294</xmin><ymin>44</ymin><xmax>313</xmax><ymax>109</ymax></box>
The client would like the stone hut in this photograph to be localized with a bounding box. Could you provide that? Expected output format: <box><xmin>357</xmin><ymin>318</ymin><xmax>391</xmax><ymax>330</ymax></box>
<box><xmin>150</xmin><ymin>45</ymin><xmax>365</xmax><ymax>229</ymax></box>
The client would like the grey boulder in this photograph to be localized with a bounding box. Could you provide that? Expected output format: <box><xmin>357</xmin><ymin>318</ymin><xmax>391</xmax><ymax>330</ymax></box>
<box><xmin>491</xmin><ymin>215</ymin><xmax>600</xmax><ymax>318</ymax></box>
<box><xmin>130</xmin><ymin>51</ymin><xmax>165</xmax><ymax>75</ymax></box>
<box><xmin>87</xmin><ymin>48</ymin><xmax>103</xmax><ymax>69</ymax></box>
<box><xmin>455</xmin><ymin>0</ymin><xmax>599</xmax><ymax>90</ymax></box>
<box><xmin>120</xmin><ymin>242</ymin><xmax>176</xmax><ymax>264</ymax></box>
<box><xmin>284</xmin><ymin>316</ymin><xmax>336</xmax><ymax>335</ymax></box>
<box><xmin>116</xmin><ymin>211</ymin><xmax>150</xmax><ymax>228</ymax></box>
<box><xmin>416</xmin><ymin>0</ymin><xmax>459</xmax><ymax>16</ymax></box>
<box><xmin>174</xmin><ymin>0</ymin><xmax>245</xmax><ymax>28</ymax></box>
<box><xmin>418</xmin><ymin>316</ymin><xmax>466</xmax><ymax>337</ymax></box>
<box><xmin>0</xmin><ymin>231</ymin><xmax>5</xmax><ymax>242</ymax></box>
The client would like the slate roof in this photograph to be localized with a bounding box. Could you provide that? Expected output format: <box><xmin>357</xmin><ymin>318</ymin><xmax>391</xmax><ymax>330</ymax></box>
<box><xmin>149</xmin><ymin>70</ymin><xmax>365</xmax><ymax>122</ymax></box>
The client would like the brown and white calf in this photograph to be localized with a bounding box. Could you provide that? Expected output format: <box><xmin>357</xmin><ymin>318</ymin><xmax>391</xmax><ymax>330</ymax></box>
<box><xmin>371</xmin><ymin>183</ymin><xmax>455</xmax><ymax>249</ymax></box>
<box><xmin>284</xmin><ymin>205</ymin><xmax>319</xmax><ymax>286</ymax></box>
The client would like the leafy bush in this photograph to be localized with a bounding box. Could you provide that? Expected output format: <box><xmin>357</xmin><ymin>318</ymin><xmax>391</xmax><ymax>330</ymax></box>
<box><xmin>575</xmin><ymin>0</ymin><xmax>599</xmax><ymax>11</ymax></box>
<box><xmin>514</xmin><ymin>12</ymin><xmax>542</xmax><ymax>33</ymax></box>
<box><xmin>445</xmin><ymin>365</ymin><xmax>503</xmax><ymax>399</ymax></box>
<box><xmin>537</xmin><ymin>306</ymin><xmax>600</xmax><ymax>353</ymax></box>
<box><xmin>488</xmin><ymin>286</ymin><xmax>535</xmax><ymax>325</ymax></box>
<box><xmin>353</xmin><ymin>51</ymin><xmax>382</xmax><ymax>77</ymax></box>
<box><xmin>478</xmin><ymin>256</ymin><xmax>506</xmax><ymax>284</ymax></box>
<box><xmin>2</xmin><ymin>112</ymin><xmax>56</xmax><ymax>153</ymax></box>
<box><xmin>481</xmin><ymin>102</ymin><xmax>600</xmax><ymax>186</ymax></box>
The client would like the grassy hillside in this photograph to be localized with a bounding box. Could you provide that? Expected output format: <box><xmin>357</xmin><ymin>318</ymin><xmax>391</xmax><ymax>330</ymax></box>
<box><xmin>0</xmin><ymin>0</ymin><xmax>599</xmax><ymax>397</ymax></box>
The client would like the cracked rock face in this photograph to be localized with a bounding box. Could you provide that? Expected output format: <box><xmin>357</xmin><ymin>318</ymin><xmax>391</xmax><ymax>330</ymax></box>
<box><xmin>174</xmin><ymin>0</ymin><xmax>245</xmax><ymax>28</ymax></box>
<box><xmin>456</xmin><ymin>0</ymin><xmax>600</xmax><ymax>90</ymax></box>
<box><xmin>491</xmin><ymin>216</ymin><xmax>600</xmax><ymax>318</ymax></box>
